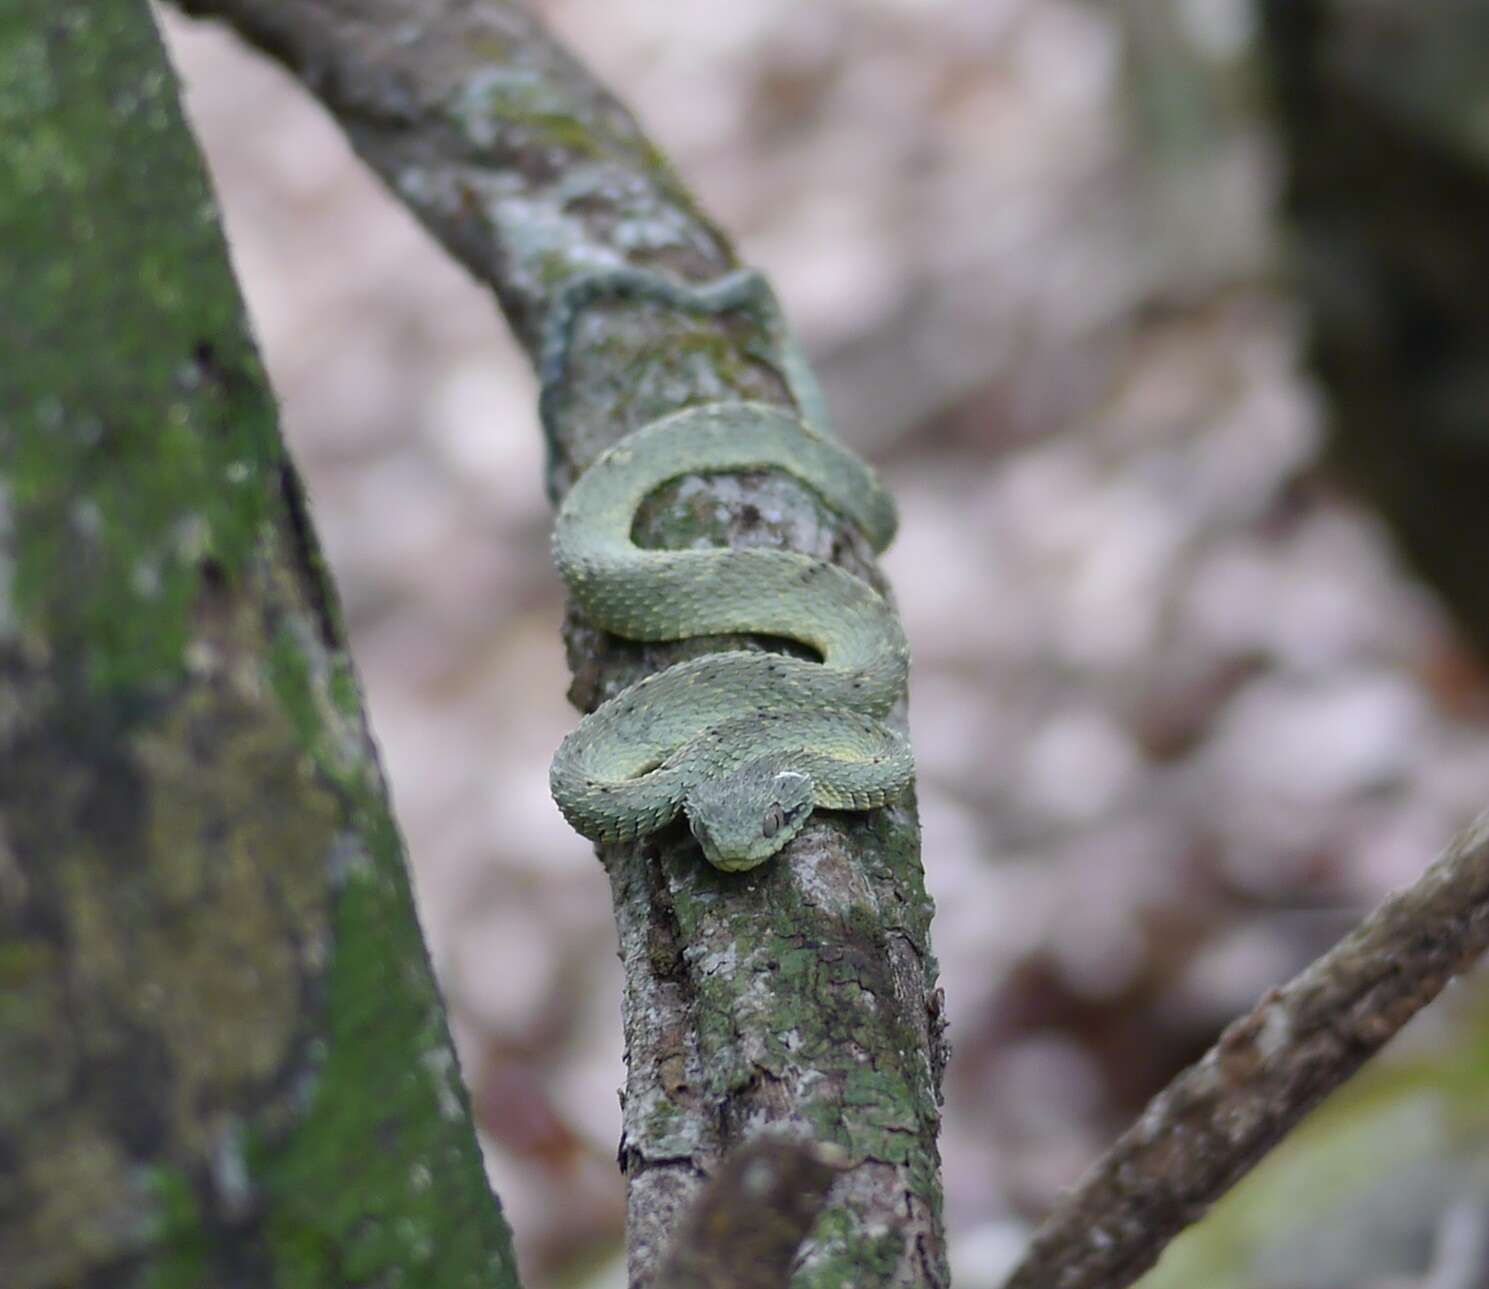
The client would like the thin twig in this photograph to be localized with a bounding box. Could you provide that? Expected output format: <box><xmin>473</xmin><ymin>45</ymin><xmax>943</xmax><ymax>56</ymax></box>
<box><xmin>1002</xmin><ymin>811</ymin><xmax>1489</xmax><ymax>1289</ymax></box>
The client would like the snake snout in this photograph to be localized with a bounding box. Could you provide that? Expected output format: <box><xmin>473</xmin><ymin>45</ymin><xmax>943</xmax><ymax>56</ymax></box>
<box><xmin>682</xmin><ymin>763</ymin><xmax>816</xmax><ymax>871</ymax></box>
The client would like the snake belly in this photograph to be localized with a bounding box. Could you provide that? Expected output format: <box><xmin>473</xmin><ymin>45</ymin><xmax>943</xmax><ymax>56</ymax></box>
<box><xmin>549</xmin><ymin>401</ymin><xmax>914</xmax><ymax>870</ymax></box>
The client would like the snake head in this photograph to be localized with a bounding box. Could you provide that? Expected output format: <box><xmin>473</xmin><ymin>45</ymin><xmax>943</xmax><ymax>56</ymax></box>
<box><xmin>683</xmin><ymin>765</ymin><xmax>815</xmax><ymax>872</ymax></box>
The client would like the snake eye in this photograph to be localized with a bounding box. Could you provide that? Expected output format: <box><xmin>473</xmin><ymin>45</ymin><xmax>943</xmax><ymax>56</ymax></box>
<box><xmin>762</xmin><ymin>804</ymin><xmax>785</xmax><ymax>838</ymax></box>
<box><xmin>689</xmin><ymin>814</ymin><xmax>705</xmax><ymax>843</ymax></box>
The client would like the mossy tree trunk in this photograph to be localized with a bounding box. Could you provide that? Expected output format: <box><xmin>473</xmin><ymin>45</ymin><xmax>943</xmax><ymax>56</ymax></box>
<box><xmin>0</xmin><ymin>6</ymin><xmax>520</xmax><ymax>1286</ymax></box>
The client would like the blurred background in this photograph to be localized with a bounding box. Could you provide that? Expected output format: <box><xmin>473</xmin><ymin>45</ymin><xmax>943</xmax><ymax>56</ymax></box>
<box><xmin>160</xmin><ymin>2</ymin><xmax>1489</xmax><ymax>1286</ymax></box>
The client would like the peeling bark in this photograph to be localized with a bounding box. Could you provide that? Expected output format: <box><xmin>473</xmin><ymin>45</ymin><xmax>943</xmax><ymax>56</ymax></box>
<box><xmin>0</xmin><ymin>6</ymin><xmax>520</xmax><ymax>1286</ymax></box>
<box><xmin>169</xmin><ymin>1</ymin><xmax>949</xmax><ymax>1283</ymax></box>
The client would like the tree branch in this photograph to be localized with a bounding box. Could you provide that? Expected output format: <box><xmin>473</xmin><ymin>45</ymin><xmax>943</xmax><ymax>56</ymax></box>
<box><xmin>1001</xmin><ymin>811</ymin><xmax>1489</xmax><ymax>1289</ymax></box>
<box><xmin>171</xmin><ymin>2</ymin><xmax>948</xmax><ymax>1284</ymax></box>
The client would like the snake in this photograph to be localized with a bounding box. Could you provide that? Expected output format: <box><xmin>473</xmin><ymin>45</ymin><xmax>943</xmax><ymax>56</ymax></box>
<box><xmin>543</xmin><ymin>267</ymin><xmax>914</xmax><ymax>871</ymax></box>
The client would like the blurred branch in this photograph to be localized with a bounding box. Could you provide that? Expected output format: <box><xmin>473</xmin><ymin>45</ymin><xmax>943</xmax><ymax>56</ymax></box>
<box><xmin>1001</xmin><ymin>811</ymin><xmax>1489</xmax><ymax>1289</ymax></box>
<box><xmin>171</xmin><ymin>1</ymin><xmax>947</xmax><ymax>1284</ymax></box>
<box><xmin>654</xmin><ymin>1137</ymin><xmax>845</xmax><ymax>1289</ymax></box>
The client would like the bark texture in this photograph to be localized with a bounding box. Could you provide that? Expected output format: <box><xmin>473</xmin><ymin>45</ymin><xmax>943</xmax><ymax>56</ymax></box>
<box><xmin>0</xmin><ymin>6</ymin><xmax>520</xmax><ymax>1286</ymax></box>
<box><xmin>1262</xmin><ymin>0</ymin><xmax>1489</xmax><ymax>657</ymax></box>
<box><xmin>172</xmin><ymin>2</ymin><xmax>949</xmax><ymax>1285</ymax></box>
<box><xmin>1000</xmin><ymin>811</ymin><xmax>1489</xmax><ymax>1289</ymax></box>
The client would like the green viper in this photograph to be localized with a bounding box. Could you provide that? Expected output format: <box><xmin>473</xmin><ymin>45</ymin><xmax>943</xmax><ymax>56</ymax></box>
<box><xmin>544</xmin><ymin>268</ymin><xmax>914</xmax><ymax>871</ymax></box>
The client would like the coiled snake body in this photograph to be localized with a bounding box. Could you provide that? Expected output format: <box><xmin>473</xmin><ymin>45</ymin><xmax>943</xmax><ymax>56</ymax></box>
<box><xmin>545</xmin><ymin>269</ymin><xmax>914</xmax><ymax>871</ymax></box>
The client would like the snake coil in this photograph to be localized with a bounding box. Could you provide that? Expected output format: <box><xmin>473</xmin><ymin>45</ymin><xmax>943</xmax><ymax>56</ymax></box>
<box><xmin>544</xmin><ymin>268</ymin><xmax>914</xmax><ymax>870</ymax></box>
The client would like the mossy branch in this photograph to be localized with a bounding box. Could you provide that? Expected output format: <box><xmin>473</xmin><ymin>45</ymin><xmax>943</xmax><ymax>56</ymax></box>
<box><xmin>171</xmin><ymin>0</ymin><xmax>948</xmax><ymax>1283</ymax></box>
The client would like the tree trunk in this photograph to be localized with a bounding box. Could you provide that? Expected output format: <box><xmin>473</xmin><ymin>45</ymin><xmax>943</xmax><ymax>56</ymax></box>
<box><xmin>0</xmin><ymin>6</ymin><xmax>520</xmax><ymax>1285</ymax></box>
<box><xmin>1262</xmin><ymin>0</ymin><xmax>1489</xmax><ymax>658</ymax></box>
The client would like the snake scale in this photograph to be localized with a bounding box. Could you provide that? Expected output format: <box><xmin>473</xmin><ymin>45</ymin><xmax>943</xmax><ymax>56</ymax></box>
<box><xmin>543</xmin><ymin>267</ymin><xmax>914</xmax><ymax>871</ymax></box>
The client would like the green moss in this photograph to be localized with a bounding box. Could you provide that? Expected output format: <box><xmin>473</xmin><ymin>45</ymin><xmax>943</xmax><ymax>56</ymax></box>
<box><xmin>449</xmin><ymin>65</ymin><xmax>605</xmax><ymax>157</ymax></box>
<box><xmin>328</xmin><ymin>655</ymin><xmax>362</xmax><ymax>719</ymax></box>
<box><xmin>260</xmin><ymin>602</ymin><xmax>519</xmax><ymax>1287</ymax></box>
<box><xmin>267</xmin><ymin>624</ymin><xmax>318</xmax><ymax>745</ymax></box>
<box><xmin>253</xmin><ymin>818</ymin><xmax>520</xmax><ymax>1289</ymax></box>
<box><xmin>516</xmin><ymin>111</ymin><xmax>607</xmax><ymax>157</ymax></box>
<box><xmin>141</xmin><ymin>1169</ymin><xmax>210</xmax><ymax>1289</ymax></box>
<box><xmin>0</xmin><ymin>6</ymin><xmax>278</xmax><ymax>693</ymax></box>
<box><xmin>797</xmin><ymin>1204</ymin><xmax>906</xmax><ymax>1289</ymax></box>
<box><xmin>460</xmin><ymin>34</ymin><xmax>512</xmax><ymax>64</ymax></box>
<box><xmin>265</xmin><ymin>616</ymin><xmax>370</xmax><ymax>796</ymax></box>
<box><xmin>0</xmin><ymin>936</ymin><xmax>49</xmax><ymax>987</ymax></box>
<box><xmin>538</xmin><ymin>251</ymin><xmax>584</xmax><ymax>286</ymax></box>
